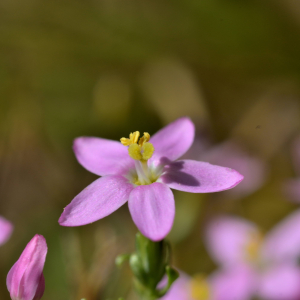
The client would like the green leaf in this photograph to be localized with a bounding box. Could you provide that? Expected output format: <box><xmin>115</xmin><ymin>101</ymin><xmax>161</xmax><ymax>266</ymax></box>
<box><xmin>156</xmin><ymin>266</ymin><xmax>179</xmax><ymax>297</ymax></box>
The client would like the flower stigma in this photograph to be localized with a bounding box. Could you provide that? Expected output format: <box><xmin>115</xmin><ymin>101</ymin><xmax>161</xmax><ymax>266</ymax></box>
<box><xmin>190</xmin><ymin>274</ymin><xmax>211</xmax><ymax>300</ymax></box>
<box><xmin>121</xmin><ymin>132</ymin><xmax>157</xmax><ymax>185</ymax></box>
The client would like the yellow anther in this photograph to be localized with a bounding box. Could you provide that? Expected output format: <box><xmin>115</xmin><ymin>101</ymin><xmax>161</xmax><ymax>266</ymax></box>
<box><xmin>142</xmin><ymin>142</ymin><xmax>154</xmax><ymax>160</ymax></box>
<box><xmin>139</xmin><ymin>132</ymin><xmax>151</xmax><ymax>146</ymax></box>
<box><xmin>120</xmin><ymin>137</ymin><xmax>130</xmax><ymax>146</ymax></box>
<box><xmin>128</xmin><ymin>144</ymin><xmax>142</xmax><ymax>160</ymax></box>
<box><xmin>120</xmin><ymin>131</ymin><xmax>140</xmax><ymax>146</ymax></box>
<box><xmin>190</xmin><ymin>274</ymin><xmax>210</xmax><ymax>300</ymax></box>
<box><xmin>130</xmin><ymin>131</ymin><xmax>140</xmax><ymax>144</ymax></box>
<box><xmin>245</xmin><ymin>231</ymin><xmax>263</xmax><ymax>263</ymax></box>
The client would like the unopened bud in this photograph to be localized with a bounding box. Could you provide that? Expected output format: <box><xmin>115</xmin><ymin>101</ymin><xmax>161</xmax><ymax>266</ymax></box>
<box><xmin>7</xmin><ymin>234</ymin><xmax>47</xmax><ymax>300</ymax></box>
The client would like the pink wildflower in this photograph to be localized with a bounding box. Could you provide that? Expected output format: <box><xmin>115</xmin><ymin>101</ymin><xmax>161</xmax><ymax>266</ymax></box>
<box><xmin>161</xmin><ymin>268</ymin><xmax>254</xmax><ymax>300</ymax></box>
<box><xmin>7</xmin><ymin>234</ymin><xmax>47</xmax><ymax>300</ymax></box>
<box><xmin>0</xmin><ymin>216</ymin><xmax>13</xmax><ymax>246</ymax></box>
<box><xmin>59</xmin><ymin>117</ymin><xmax>243</xmax><ymax>241</ymax></box>
<box><xmin>205</xmin><ymin>214</ymin><xmax>300</xmax><ymax>300</ymax></box>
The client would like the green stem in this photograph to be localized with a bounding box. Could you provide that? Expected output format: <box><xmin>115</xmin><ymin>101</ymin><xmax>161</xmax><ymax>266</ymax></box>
<box><xmin>128</xmin><ymin>233</ymin><xmax>179</xmax><ymax>300</ymax></box>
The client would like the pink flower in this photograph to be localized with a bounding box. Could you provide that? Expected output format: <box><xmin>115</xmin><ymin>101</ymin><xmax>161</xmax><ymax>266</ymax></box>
<box><xmin>0</xmin><ymin>216</ymin><xmax>13</xmax><ymax>246</ymax></box>
<box><xmin>161</xmin><ymin>268</ymin><xmax>255</xmax><ymax>300</ymax></box>
<box><xmin>7</xmin><ymin>234</ymin><xmax>48</xmax><ymax>300</ymax></box>
<box><xmin>205</xmin><ymin>213</ymin><xmax>300</xmax><ymax>300</ymax></box>
<box><xmin>59</xmin><ymin>117</ymin><xmax>243</xmax><ymax>241</ymax></box>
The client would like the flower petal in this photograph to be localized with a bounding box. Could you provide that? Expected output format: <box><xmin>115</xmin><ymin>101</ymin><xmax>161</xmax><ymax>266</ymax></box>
<box><xmin>283</xmin><ymin>179</ymin><xmax>300</xmax><ymax>204</ymax></box>
<box><xmin>258</xmin><ymin>263</ymin><xmax>300</xmax><ymax>300</ymax></box>
<box><xmin>73</xmin><ymin>137</ymin><xmax>134</xmax><ymax>176</ymax></box>
<box><xmin>7</xmin><ymin>234</ymin><xmax>47</xmax><ymax>300</ymax></box>
<box><xmin>160</xmin><ymin>160</ymin><xmax>243</xmax><ymax>193</ymax></box>
<box><xmin>200</xmin><ymin>141</ymin><xmax>267</xmax><ymax>198</ymax></box>
<box><xmin>6</xmin><ymin>261</ymin><xmax>17</xmax><ymax>293</ymax></box>
<box><xmin>210</xmin><ymin>265</ymin><xmax>256</xmax><ymax>300</ymax></box>
<box><xmin>261</xmin><ymin>209</ymin><xmax>300</xmax><ymax>262</ymax></box>
<box><xmin>7</xmin><ymin>272</ymin><xmax>45</xmax><ymax>300</ymax></box>
<box><xmin>128</xmin><ymin>182</ymin><xmax>175</xmax><ymax>241</ymax></box>
<box><xmin>33</xmin><ymin>274</ymin><xmax>45</xmax><ymax>300</ymax></box>
<box><xmin>59</xmin><ymin>175</ymin><xmax>134</xmax><ymax>226</ymax></box>
<box><xmin>149</xmin><ymin>117</ymin><xmax>195</xmax><ymax>166</ymax></box>
<box><xmin>205</xmin><ymin>216</ymin><xmax>258</xmax><ymax>267</ymax></box>
<box><xmin>0</xmin><ymin>216</ymin><xmax>13</xmax><ymax>246</ymax></box>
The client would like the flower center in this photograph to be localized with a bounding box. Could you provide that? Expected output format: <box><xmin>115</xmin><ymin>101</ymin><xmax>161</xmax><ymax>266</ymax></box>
<box><xmin>244</xmin><ymin>231</ymin><xmax>263</xmax><ymax>264</ymax></box>
<box><xmin>120</xmin><ymin>131</ymin><xmax>157</xmax><ymax>185</ymax></box>
<box><xmin>190</xmin><ymin>274</ymin><xmax>211</xmax><ymax>300</ymax></box>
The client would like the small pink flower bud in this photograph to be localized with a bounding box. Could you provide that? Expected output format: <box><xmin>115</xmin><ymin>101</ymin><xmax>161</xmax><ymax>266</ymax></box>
<box><xmin>7</xmin><ymin>234</ymin><xmax>48</xmax><ymax>300</ymax></box>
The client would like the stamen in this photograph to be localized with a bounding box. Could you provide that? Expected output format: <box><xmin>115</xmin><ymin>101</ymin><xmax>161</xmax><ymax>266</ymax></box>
<box><xmin>138</xmin><ymin>132</ymin><xmax>150</xmax><ymax>146</ymax></box>
<box><xmin>120</xmin><ymin>131</ymin><xmax>155</xmax><ymax>185</ymax></box>
<box><xmin>120</xmin><ymin>131</ymin><xmax>140</xmax><ymax>146</ymax></box>
<box><xmin>131</xmin><ymin>131</ymin><xmax>140</xmax><ymax>144</ymax></box>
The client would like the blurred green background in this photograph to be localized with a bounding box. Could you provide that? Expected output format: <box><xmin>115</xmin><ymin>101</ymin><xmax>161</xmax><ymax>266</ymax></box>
<box><xmin>1</xmin><ymin>0</ymin><xmax>300</xmax><ymax>299</ymax></box>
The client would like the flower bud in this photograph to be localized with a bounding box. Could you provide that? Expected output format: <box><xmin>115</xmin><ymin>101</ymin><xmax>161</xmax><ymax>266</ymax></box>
<box><xmin>7</xmin><ymin>234</ymin><xmax>48</xmax><ymax>300</ymax></box>
<box><xmin>0</xmin><ymin>216</ymin><xmax>13</xmax><ymax>246</ymax></box>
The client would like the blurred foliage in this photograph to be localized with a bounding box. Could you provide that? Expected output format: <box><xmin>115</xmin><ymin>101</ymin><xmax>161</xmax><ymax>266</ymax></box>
<box><xmin>1</xmin><ymin>0</ymin><xmax>300</xmax><ymax>299</ymax></box>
